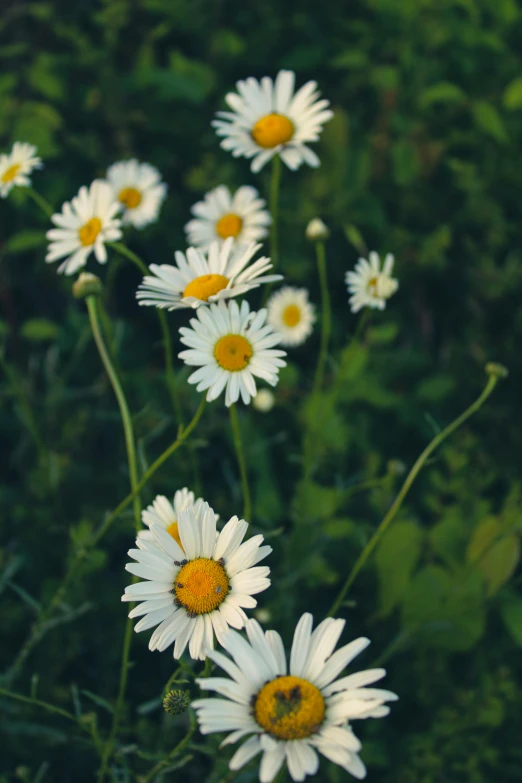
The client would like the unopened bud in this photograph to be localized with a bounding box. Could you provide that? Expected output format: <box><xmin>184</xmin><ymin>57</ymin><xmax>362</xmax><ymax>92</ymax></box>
<box><xmin>485</xmin><ymin>362</ymin><xmax>508</xmax><ymax>379</ymax></box>
<box><xmin>253</xmin><ymin>388</ymin><xmax>275</xmax><ymax>413</ymax></box>
<box><xmin>305</xmin><ymin>218</ymin><xmax>330</xmax><ymax>242</ymax></box>
<box><xmin>255</xmin><ymin>608</ymin><xmax>272</xmax><ymax>624</ymax></box>
<box><xmin>163</xmin><ymin>689</ymin><xmax>190</xmax><ymax>716</ymax></box>
<box><xmin>72</xmin><ymin>272</ymin><xmax>103</xmax><ymax>299</ymax></box>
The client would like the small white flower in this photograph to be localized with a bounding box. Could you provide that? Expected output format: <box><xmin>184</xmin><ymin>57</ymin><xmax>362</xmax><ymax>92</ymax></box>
<box><xmin>138</xmin><ymin>488</ymin><xmax>205</xmax><ymax>546</ymax></box>
<box><xmin>178</xmin><ymin>299</ymin><xmax>287</xmax><ymax>407</ymax></box>
<box><xmin>252</xmin><ymin>389</ymin><xmax>276</xmax><ymax>413</ymax></box>
<box><xmin>122</xmin><ymin>502</ymin><xmax>272</xmax><ymax>661</ymax></box>
<box><xmin>305</xmin><ymin>218</ymin><xmax>329</xmax><ymax>242</ymax></box>
<box><xmin>45</xmin><ymin>180</ymin><xmax>122</xmax><ymax>276</ymax></box>
<box><xmin>185</xmin><ymin>185</ymin><xmax>271</xmax><ymax>250</ymax></box>
<box><xmin>106</xmin><ymin>159</ymin><xmax>167</xmax><ymax>229</ymax></box>
<box><xmin>345</xmin><ymin>252</ymin><xmax>398</xmax><ymax>313</ymax></box>
<box><xmin>136</xmin><ymin>238</ymin><xmax>281</xmax><ymax>311</ymax></box>
<box><xmin>213</xmin><ymin>70</ymin><xmax>333</xmax><ymax>173</ymax></box>
<box><xmin>267</xmin><ymin>287</ymin><xmax>315</xmax><ymax>347</ymax></box>
<box><xmin>0</xmin><ymin>142</ymin><xmax>42</xmax><ymax>198</ymax></box>
<box><xmin>193</xmin><ymin>613</ymin><xmax>398</xmax><ymax>782</ymax></box>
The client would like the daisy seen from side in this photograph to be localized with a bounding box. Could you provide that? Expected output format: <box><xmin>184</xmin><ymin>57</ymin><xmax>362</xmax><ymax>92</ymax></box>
<box><xmin>185</xmin><ymin>185</ymin><xmax>271</xmax><ymax>250</ymax></box>
<box><xmin>138</xmin><ymin>488</ymin><xmax>205</xmax><ymax>546</ymax></box>
<box><xmin>0</xmin><ymin>142</ymin><xmax>42</xmax><ymax>198</ymax></box>
<box><xmin>345</xmin><ymin>252</ymin><xmax>398</xmax><ymax>313</ymax></box>
<box><xmin>106</xmin><ymin>159</ymin><xmax>167</xmax><ymax>229</ymax></box>
<box><xmin>213</xmin><ymin>70</ymin><xmax>333</xmax><ymax>173</ymax></box>
<box><xmin>267</xmin><ymin>287</ymin><xmax>316</xmax><ymax>347</ymax></box>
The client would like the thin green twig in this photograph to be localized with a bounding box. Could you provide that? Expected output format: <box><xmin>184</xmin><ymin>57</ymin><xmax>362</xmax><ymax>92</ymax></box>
<box><xmin>311</xmin><ymin>240</ymin><xmax>331</xmax><ymax>397</ymax></box>
<box><xmin>142</xmin><ymin>714</ymin><xmax>197</xmax><ymax>783</ymax></box>
<box><xmin>26</xmin><ymin>187</ymin><xmax>53</xmax><ymax>219</ymax></box>
<box><xmin>269</xmin><ymin>155</ymin><xmax>281</xmax><ymax>269</ymax></box>
<box><xmin>229</xmin><ymin>404</ymin><xmax>252</xmax><ymax>522</ymax></box>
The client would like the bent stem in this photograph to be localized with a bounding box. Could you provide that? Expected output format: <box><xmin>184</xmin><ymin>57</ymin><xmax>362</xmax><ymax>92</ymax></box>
<box><xmin>229</xmin><ymin>403</ymin><xmax>252</xmax><ymax>522</ymax></box>
<box><xmin>327</xmin><ymin>373</ymin><xmax>501</xmax><ymax>617</ymax></box>
<box><xmin>26</xmin><ymin>187</ymin><xmax>53</xmax><ymax>219</ymax></box>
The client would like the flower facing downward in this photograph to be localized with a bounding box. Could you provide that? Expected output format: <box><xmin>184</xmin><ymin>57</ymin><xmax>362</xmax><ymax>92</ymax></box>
<box><xmin>0</xmin><ymin>142</ymin><xmax>42</xmax><ymax>198</ymax></box>
<box><xmin>122</xmin><ymin>503</ymin><xmax>271</xmax><ymax>660</ymax></box>
<box><xmin>178</xmin><ymin>299</ymin><xmax>287</xmax><ymax>407</ymax></box>
<box><xmin>138</xmin><ymin>488</ymin><xmax>205</xmax><ymax>547</ymax></box>
<box><xmin>267</xmin><ymin>287</ymin><xmax>316</xmax><ymax>347</ymax></box>
<box><xmin>136</xmin><ymin>238</ymin><xmax>282</xmax><ymax>311</ymax></box>
<box><xmin>185</xmin><ymin>185</ymin><xmax>271</xmax><ymax>250</ymax></box>
<box><xmin>213</xmin><ymin>70</ymin><xmax>333</xmax><ymax>173</ymax></box>
<box><xmin>193</xmin><ymin>614</ymin><xmax>398</xmax><ymax>782</ymax></box>
<box><xmin>345</xmin><ymin>252</ymin><xmax>398</xmax><ymax>313</ymax></box>
<box><xmin>45</xmin><ymin>180</ymin><xmax>122</xmax><ymax>276</ymax></box>
<box><xmin>106</xmin><ymin>159</ymin><xmax>167</xmax><ymax>229</ymax></box>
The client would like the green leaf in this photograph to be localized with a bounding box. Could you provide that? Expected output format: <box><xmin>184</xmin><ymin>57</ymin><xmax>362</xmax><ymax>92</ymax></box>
<box><xmin>477</xmin><ymin>535</ymin><xmax>520</xmax><ymax>596</ymax></box>
<box><xmin>81</xmin><ymin>690</ymin><xmax>114</xmax><ymax>714</ymax></box>
<box><xmin>375</xmin><ymin>520</ymin><xmax>423</xmax><ymax>615</ymax></box>
<box><xmin>500</xmin><ymin>594</ymin><xmax>522</xmax><ymax>646</ymax></box>
<box><xmin>503</xmin><ymin>77</ymin><xmax>522</xmax><ymax>110</ymax></box>
<box><xmin>293</xmin><ymin>481</ymin><xmax>342</xmax><ymax>523</ymax></box>
<box><xmin>419</xmin><ymin>82</ymin><xmax>466</xmax><ymax>109</ymax></box>
<box><xmin>344</xmin><ymin>224</ymin><xmax>367</xmax><ymax>255</ymax></box>
<box><xmin>467</xmin><ymin>517</ymin><xmax>502</xmax><ymax>563</ymax></box>
<box><xmin>20</xmin><ymin>318</ymin><xmax>60</xmax><ymax>342</ymax></box>
<box><xmin>392</xmin><ymin>140</ymin><xmax>420</xmax><ymax>185</ymax></box>
<box><xmin>5</xmin><ymin>230</ymin><xmax>46</xmax><ymax>254</ymax></box>
<box><xmin>472</xmin><ymin>101</ymin><xmax>508</xmax><ymax>143</ymax></box>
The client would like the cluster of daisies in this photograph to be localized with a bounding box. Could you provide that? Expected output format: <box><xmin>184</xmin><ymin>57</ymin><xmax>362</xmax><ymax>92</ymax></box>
<box><xmin>2</xmin><ymin>69</ymin><xmax>400</xmax><ymax>781</ymax></box>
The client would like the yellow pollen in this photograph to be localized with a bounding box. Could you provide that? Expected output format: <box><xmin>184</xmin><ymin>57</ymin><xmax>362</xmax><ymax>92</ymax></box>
<box><xmin>119</xmin><ymin>186</ymin><xmax>142</xmax><ymax>209</ymax></box>
<box><xmin>1</xmin><ymin>163</ymin><xmax>21</xmax><ymax>183</ymax></box>
<box><xmin>251</xmin><ymin>113</ymin><xmax>295</xmax><ymax>149</ymax></box>
<box><xmin>183</xmin><ymin>274</ymin><xmax>229</xmax><ymax>301</ymax></box>
<box><xmin>282</xmin><ymin>304</ymin><xmax>301</xmax><ymax>327</ymax></box>
<box><xmin>78</xmin><ymin>217</ymin><xmax>102</xmax><ymax>247</ymax></box>
<box><xmin>254</xmin><ymin>676</ymin><xmax>325</xmax><ymax>740</ymax></box>
<box><xmin>175</xmin><ymin>558</ymin><xmax>229</xmax><ymax>615</ymax></box>
<box><xmin>216</xmin><ymin>213</ymin><xmax>243</xmax><ymax>239</ymax></box>
<box><xmin>367</xmin><ymin>277</ymin><xmax>379</xmax><ymax>297</ymax></box>
<box><xmin>214</xmin><ymin>334</ymin><xmax>253</xmax><ymax>372</ymax></box>
<box><xmin>166</xmin><ymin>521</ymin><xmax>183</xmax><ymax>550</ymax></box>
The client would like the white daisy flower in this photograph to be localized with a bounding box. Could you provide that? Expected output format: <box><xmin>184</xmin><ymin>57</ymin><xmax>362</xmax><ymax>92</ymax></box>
<box><xmin>193</xmin><ymin>613</ymin><xmax>398</xmax><ymax>782</ymax></box>
<box><xmin>213</xmin><ymin>70</ymin><xmax>333</xmax><ymax>173</ymax></box>
<box><xmin>136</xmin><ymin>238</ymin><xmax>282</xmax><ymax>312</ymax></box>
<box><xmin>45</xmin><ymin>180</ymin><xmax>122</xmax><ymax>276</ymax></box>
<box><xmin>252</xmin><ymin>388</ymin><xmax>276</xmax><ymax>413</ymax></box>
<box><xmin>0</xmin><ymin>142</ymin><xmax>42</xmax><ymax>198</ymax></box>
<box><xmin>121</xmin><ymin>502</ymin><xmax>272</xmax><ymax>661</ymax></box>
<box><xmin>138</xmin><ymin>488</ymin><xmax>206</xmax><ymax>546</ymax></box>
<box><xmin>178</xmin><ymin>299</ymin><xmax>287</xmax><ymax>407</ymax></box>
<box><xmin>267</xmin><ymin>287</ymin><xmax>316</xmax><ymax>347</ymax></box>
<box><xmin>345</xmin><ymin>252</ymin><xmax>398</xmax><ymax>314</ymax></box>
<box><xmin>185</xmin><ymin>185</ymin><xmax>271</xmax><ymax>250</ymax></box>
<box><xmin>106</xmin><ymin>159</ymin><xmax>167</xmax><ymax>229</ymax></box>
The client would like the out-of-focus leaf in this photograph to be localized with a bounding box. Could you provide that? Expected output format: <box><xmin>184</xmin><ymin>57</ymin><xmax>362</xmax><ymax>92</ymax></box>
<box><xmin>503</xmin><ymin>77</ymin><xmax>522</xmax><ymax>110</ymax></box>
<box><xmin>477</xmin><ymin>535</ymin><xmax>520</xmax><ymax>596</ymax></box>
<box><xmin>500</xmin><ymin>594</ymin><xmax>522</xmax><ymax>646</ymax></box>
<box><xmin>472</xmin><ymin>101</ymin><xmax>508</xmax><ymax>143</ymax></box>
<box><xmin>5</xmin><ymin>231</ymin><xmax>46</xmax><ymax>254</ymax></box>
<box><xmin>20</xmin><ymin>318</ymin><xmax>60</xmax><ymax>342</ymax></box>
<box><xmin>419</xmin><ymin>82</ymin><xmax>466</xmax><ymax>108</ymax></box>
<box><xmin>375</xmin><ymin>520</ymin><xmax>423</xmax><ymax>615</ymax></box>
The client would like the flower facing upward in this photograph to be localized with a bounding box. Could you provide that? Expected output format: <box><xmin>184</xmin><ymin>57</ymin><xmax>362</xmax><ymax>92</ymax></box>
<box><xmin>45</xmin><ymin>180</ymin><xmax>122</xmax><ymax>276</ymax></box>
<box><xmin>267</xmin><ymin>287</ymin><xmax>316</xmax><ymax>347</ymax></box>
<box><xmin>193</xmin><ymin>614</ymin><xmax>398</xmax><ymax>782</ymax></box>
<box><xmin>213</xmin><ymin>70</ymin><xmax>334</xmax><ymax>173</ymax></box>
<box><xmin>138</xmin><ymin>488</ymin><xmax>205</xmax><ymax>547</ymax></box>
<box><xmin>345</xmin><ymin>252</ymin><xmax>398</xmax><ymax>313</ymax></box>
<box><xmin>106</xmin><ymin>159</ymin><xmax>167</xmax><ymax>228</ymax></box>
<box><xmin>178</xmin><ymin>299</ymin><xmax>287</xmax><ymax>407</ymax></box>
<box><xmin>137</xmin><ymin>238</ymin><xmax>281</xmax><ymax>311</ymax></box>
<box><xmin>122</xmin><ymin>503</ymin><xmax>271</xmax><ymax>660</ymax></box>
<box><xmin>185</xmin><ymin>185</ymin><xmax>271</xmax><ymax>250</ymax></box>
<box><xmin>0</xmin><ymin>142</ymin><xmax>42</xmax><ymax>198</ymax></box>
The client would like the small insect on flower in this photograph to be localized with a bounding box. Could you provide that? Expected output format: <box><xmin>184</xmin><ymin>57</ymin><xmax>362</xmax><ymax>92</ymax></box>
<box><xmin>185</xmin><ymin>185</ymin><xmax>271</xmax><ymax>250</ymax></box>
<box><xmin>193</xmin><ymin>614</ymin><xmax>398</xmax><ymax>782</ymax></box>
<box><xmin>213</xmin><ymin>70</ymin><xmax>334</xmax><ymax>173</ymax></box>
<box><xmin>345</xmin><ymin>252</ymin><xmax>398</xmax><ymax>313</ymax></box>
<box><xmin>178</xmin><ymin>299</ymin><xmax>287</xmax><ymax>407</ymax></box>
<box><xmin>45</xmin><ymin>180</ymin><xmax>122</xmax><ymax>276</ymax></box>
<box><xmin>0</xmin><ymin>142</ymin><xmax>42</xmax><ymax>198</ymax></box>
<box><xmin>122</xmin><ymin>501</ymin><xmax>272</xmax><ymax>660</ymax></box>
<box><xmin>136</xmin><ymin>238</ymin><xmax>281</xmax><ymax>312</ymax></box>
<box><xmin>267</xmin><ymin>287</ymin><xmax>316</xmax><ymax>347</ymax></box>
<box><xmin>106</xmin><ymin>159</ymin><xmax>167</xmax><ymax>229</ymax></box>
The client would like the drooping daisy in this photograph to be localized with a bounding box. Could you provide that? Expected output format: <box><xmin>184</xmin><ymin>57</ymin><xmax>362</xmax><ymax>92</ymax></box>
<box><xmin>122</xmin><ymin>503</ymin><xmax>271</xmax><ymax>661</ymax></box>
<box><xmin>185</xmin><ymin>185</ymin><xmax>271</xmax><ymax>250</ymax></box>
<box><xmin>267</xmin><ymin>287</ymin><xmax>315</xmax><ymax>347</ymax></box>
<box><xmin>0</xmin><ymin>142</ymin><xmax>42</xmax><ymax>198</ymax></box>
<box><xmin>138</xmin><ymin>488</ymin><xmax>205</xmax><ymax>545</ymax></box>
<box><xmin>345</xmin><ymin>252</ymin><xmax>398</xmax><ymax>314</ymax></box>
<box><xmin>106</xmin><ymin>159</ymin><xmax>167</xmax><ymax>228</ymax></box>
<box><xmin>45</xmin><ymin>180</ymin><xmax>122</xmax><ymax>276</ymax></box>
<box><xmin>136</xmin><ymin>238</ymin><xmax>281</xmax><ymax>312</ymax></box>
<box><xmin>213</xmin><ymin>70</ymin><xmax>333</xmax><ymax>173</ymax></box>
<box><xmin>193</xmin><ymin>614</ymin><xmax>398</xmax><ymax>782</ymax></box>
<box><xmin>178</xmin><ymin>299</ymin><xmax>287</xmax><ymax>407</ymax></box>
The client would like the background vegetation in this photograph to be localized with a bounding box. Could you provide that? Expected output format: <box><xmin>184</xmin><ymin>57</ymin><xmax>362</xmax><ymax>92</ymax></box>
<box><xmin>1</xmin><ymin>0</ymin><xmax>522</xmax><ymax>781</ymax></box>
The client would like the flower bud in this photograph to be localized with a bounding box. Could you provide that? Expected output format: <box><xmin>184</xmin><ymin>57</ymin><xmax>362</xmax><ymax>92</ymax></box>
<box><xmin>255</xmin><ymin>608</ymin><xmax>272</xmax><ymax>624</ymax></box>
<box><xmin>72</xmin><ymin>272</ymin><xmax>103</xmax><ymax>299</ymax></box>
<box><xmin>253</xmin><ymin>388</ymin><xmax>275</xmax><ymax>412</ymax></box>
<box><xmin>163</xmin><ymin>689</ymin><xmax>190</xmax><ymax>716</ymax></box>
<box><xmin>305</xmin><ymin>218</ymin><xmax>330</xmax><ymax>242</ymax></box>
<box><xmin>485</xmin><ymin>362</ymin><xmax>508</xmax><ymax>379</ymax></box>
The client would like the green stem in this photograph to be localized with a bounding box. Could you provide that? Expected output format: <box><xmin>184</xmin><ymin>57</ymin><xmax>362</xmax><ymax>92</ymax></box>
<box><xmin>0</xmin><ymin>353</ymin><xmax>48</xmax><ymax>463</ymax></box>
<box><xmin>0</xmin><ymin>687</ymin><xmax>78</xmax><ymax>724</ymax></box>
<box><xmin>26</xmin><ymin>187</ymin><xmax>53</xmax><ymax>219</ymax></box>
<box><xmin>269</xmin><ymin>155</ymin><xmax>281</xmax><ymax>268</ymax></box>
<box><xmin>142</xmin><ymin>714</ymin><xmax>197</xmax><ymax>783</ymax></box>
<box><xmin>229</xmin><ymin>404</ymin><xmax>252</xmax><ymax>522</ymax></box>
<box><xmin>327</xmin><ymin>373</ymin><xmax>501</xmax><ymax>617</ymax></box>
<box><xmin>311</xmin><ymin>240</ymin><xmax>331</xmax><ymax>397</ymax></box>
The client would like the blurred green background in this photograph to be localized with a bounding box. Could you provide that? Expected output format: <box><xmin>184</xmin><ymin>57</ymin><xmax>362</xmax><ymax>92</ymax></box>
<box><xmin>1</xmin><ymin>0</ymin><xmax>522</xmax><ymax>781</ymax></box>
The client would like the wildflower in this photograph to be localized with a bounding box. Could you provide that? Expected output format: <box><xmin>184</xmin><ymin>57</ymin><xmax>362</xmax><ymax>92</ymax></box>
<box><xmin>138</xmin><ymin>488</ymin><xmax>206</xmax><ymax>546</ymax></box>
<box><xmin>267</xmin><ymin>287</ymin><xmax>315</xmax><ymax>347</ymax></box>
<box><xmin>252</xmin><ymin>389</ymin><xmax>276</xmax><ymax>413</ymax></box>
<box><xmin>186</xmin><ymin>185</ymin><xmax>271</xmax><ymax>250</ymax></box>
<box><xmin>0</xmin><ymin>142</ymin><xmax>42</xmax><ymax>198</ymax></box>
<box><xmin>163</xmin><ymin>689</ymin><xmax>190</xmax><ymax>715</ymax></box>
<box><xmin>72</xmin><ymin>272</ymin><xmax>103</xmax><ymax>299</ymax></box>
<box><xmin>106</xmin><ymin>159</ymin><xmax>167</xmax><ymax>229</ymax></box>
<box><xmin>345</xmin><ymin>252</ymin><xmax>398</xmax><ymax>313</ymax></box>
<box><xmin>305</xmin><ymin>218</ymin><xmax>329</xmax><ymax>242</ymax></box>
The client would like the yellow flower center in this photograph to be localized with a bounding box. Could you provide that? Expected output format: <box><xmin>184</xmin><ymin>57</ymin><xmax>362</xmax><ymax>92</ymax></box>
<box><xmin>174</xmin><ymin>558</ymin><xmax>229</xmax><ymax>615</ymax></box>
<box><xmin>251</xmin><ymin>113</ymin><xmax>295</xmax><ymax>149</ymax></box>
<box><xmin>78</xmin><ymin>217</ymin><xmax>102</xmax><ymax>247</ymax></box>
<box><xmin>254</xmin><ymin>676</ymin><xmax>326</xmax><ymax>740</ymax></box>
<box><xmin>166</xmin><ymin>521</ymin><xmax>183</xmax><ymax>550</ymax></box>
<box><xmin>183</xmin><ymin>274</ymin><xmax>230</xmax><ymax>301</ymax></box>
<box><xmin>214</xmin><ymin>334</ymin><xmax>253</xmax><ymax>372</ymax></box>
<box><xmin>216</xmin><ymin>213</ymin><xmax>243</xmax><ymax>239</ymax></box>
<box><xmin>1</xmin><ymin>163</ymin><xmax>21</xmax><ymax>183</ymax></box>
<box><xmin>282</xmin><ymin>304</ymin><xmax>301</xmax><ymax>327</ymax></box>
<box><xmin>119</xmin><ymin>187</ymin><xmax>142</xmax><ymax>209</ymax></box>
<box><xmin>367</xmin><ymin>276</ymin><xmax>379</xmax><ymax>297</ymax></box>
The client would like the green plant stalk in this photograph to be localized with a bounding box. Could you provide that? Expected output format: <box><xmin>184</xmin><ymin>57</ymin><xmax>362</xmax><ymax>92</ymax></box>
<box><xmin>229</xmin><ymin>404</ymin><xmax>252</xmax><ymax>522</ymax></box>
<box><xmin>0</xmin><ymin>686</ymin><xmax>80</xmax><ymax>723</ymax></box>
<box><xmin>26</xmin><ymin>187</ymin><xmax>54</xmax><ymax>218</ymax></box>
<box><xmin>0</xmin><ymin>353</ymin><xmax>48</xmax><ymax>463</ymax></box>
<box><xmin>311</xmin><ymin>240</ymin><xmax>331</xmax><ymax>397</ymax></box>
<box><xmin>142</xmin><ymin>714</ymin><xmax>197</xmax><ymax>783</ymax></box>
<box><xmin>327</xmin><ymin>373</ymin><xmax>501</xmax><ymax>617</ymax></box>
<box><xmin>269</xmin><ymin>154</ymin><xmax>281</xmax><ymax>268</ymax></box>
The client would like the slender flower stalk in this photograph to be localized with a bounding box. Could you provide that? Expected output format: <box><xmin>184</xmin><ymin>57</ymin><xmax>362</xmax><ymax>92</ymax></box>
<box><xmin>26</xmin><ymin>187</ymin><xmax>53</xmax><ymax>218</ymax></box>
<box><xmin>269</xmin><ymin>154</ymin><xmax>281</xmax><ymax>268</ymax></box>
<box><xmin>328</xmin><ymin>370</ymin><xmax>503</xmax><ymax>617</ymax></box>
<box><xmin>311</xmin><ymin>239</ymin><xmax>331</xmax><ymax>396</ymax></box>
<box><xmin>142</xmin><ymin>714</ymin><xmax>197</xmax><ymax>783</ymax></box>
<box><xmin>229</xmin><ymin>404</ymin><xmax>252</xmax><ymax>522</ymax></box>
